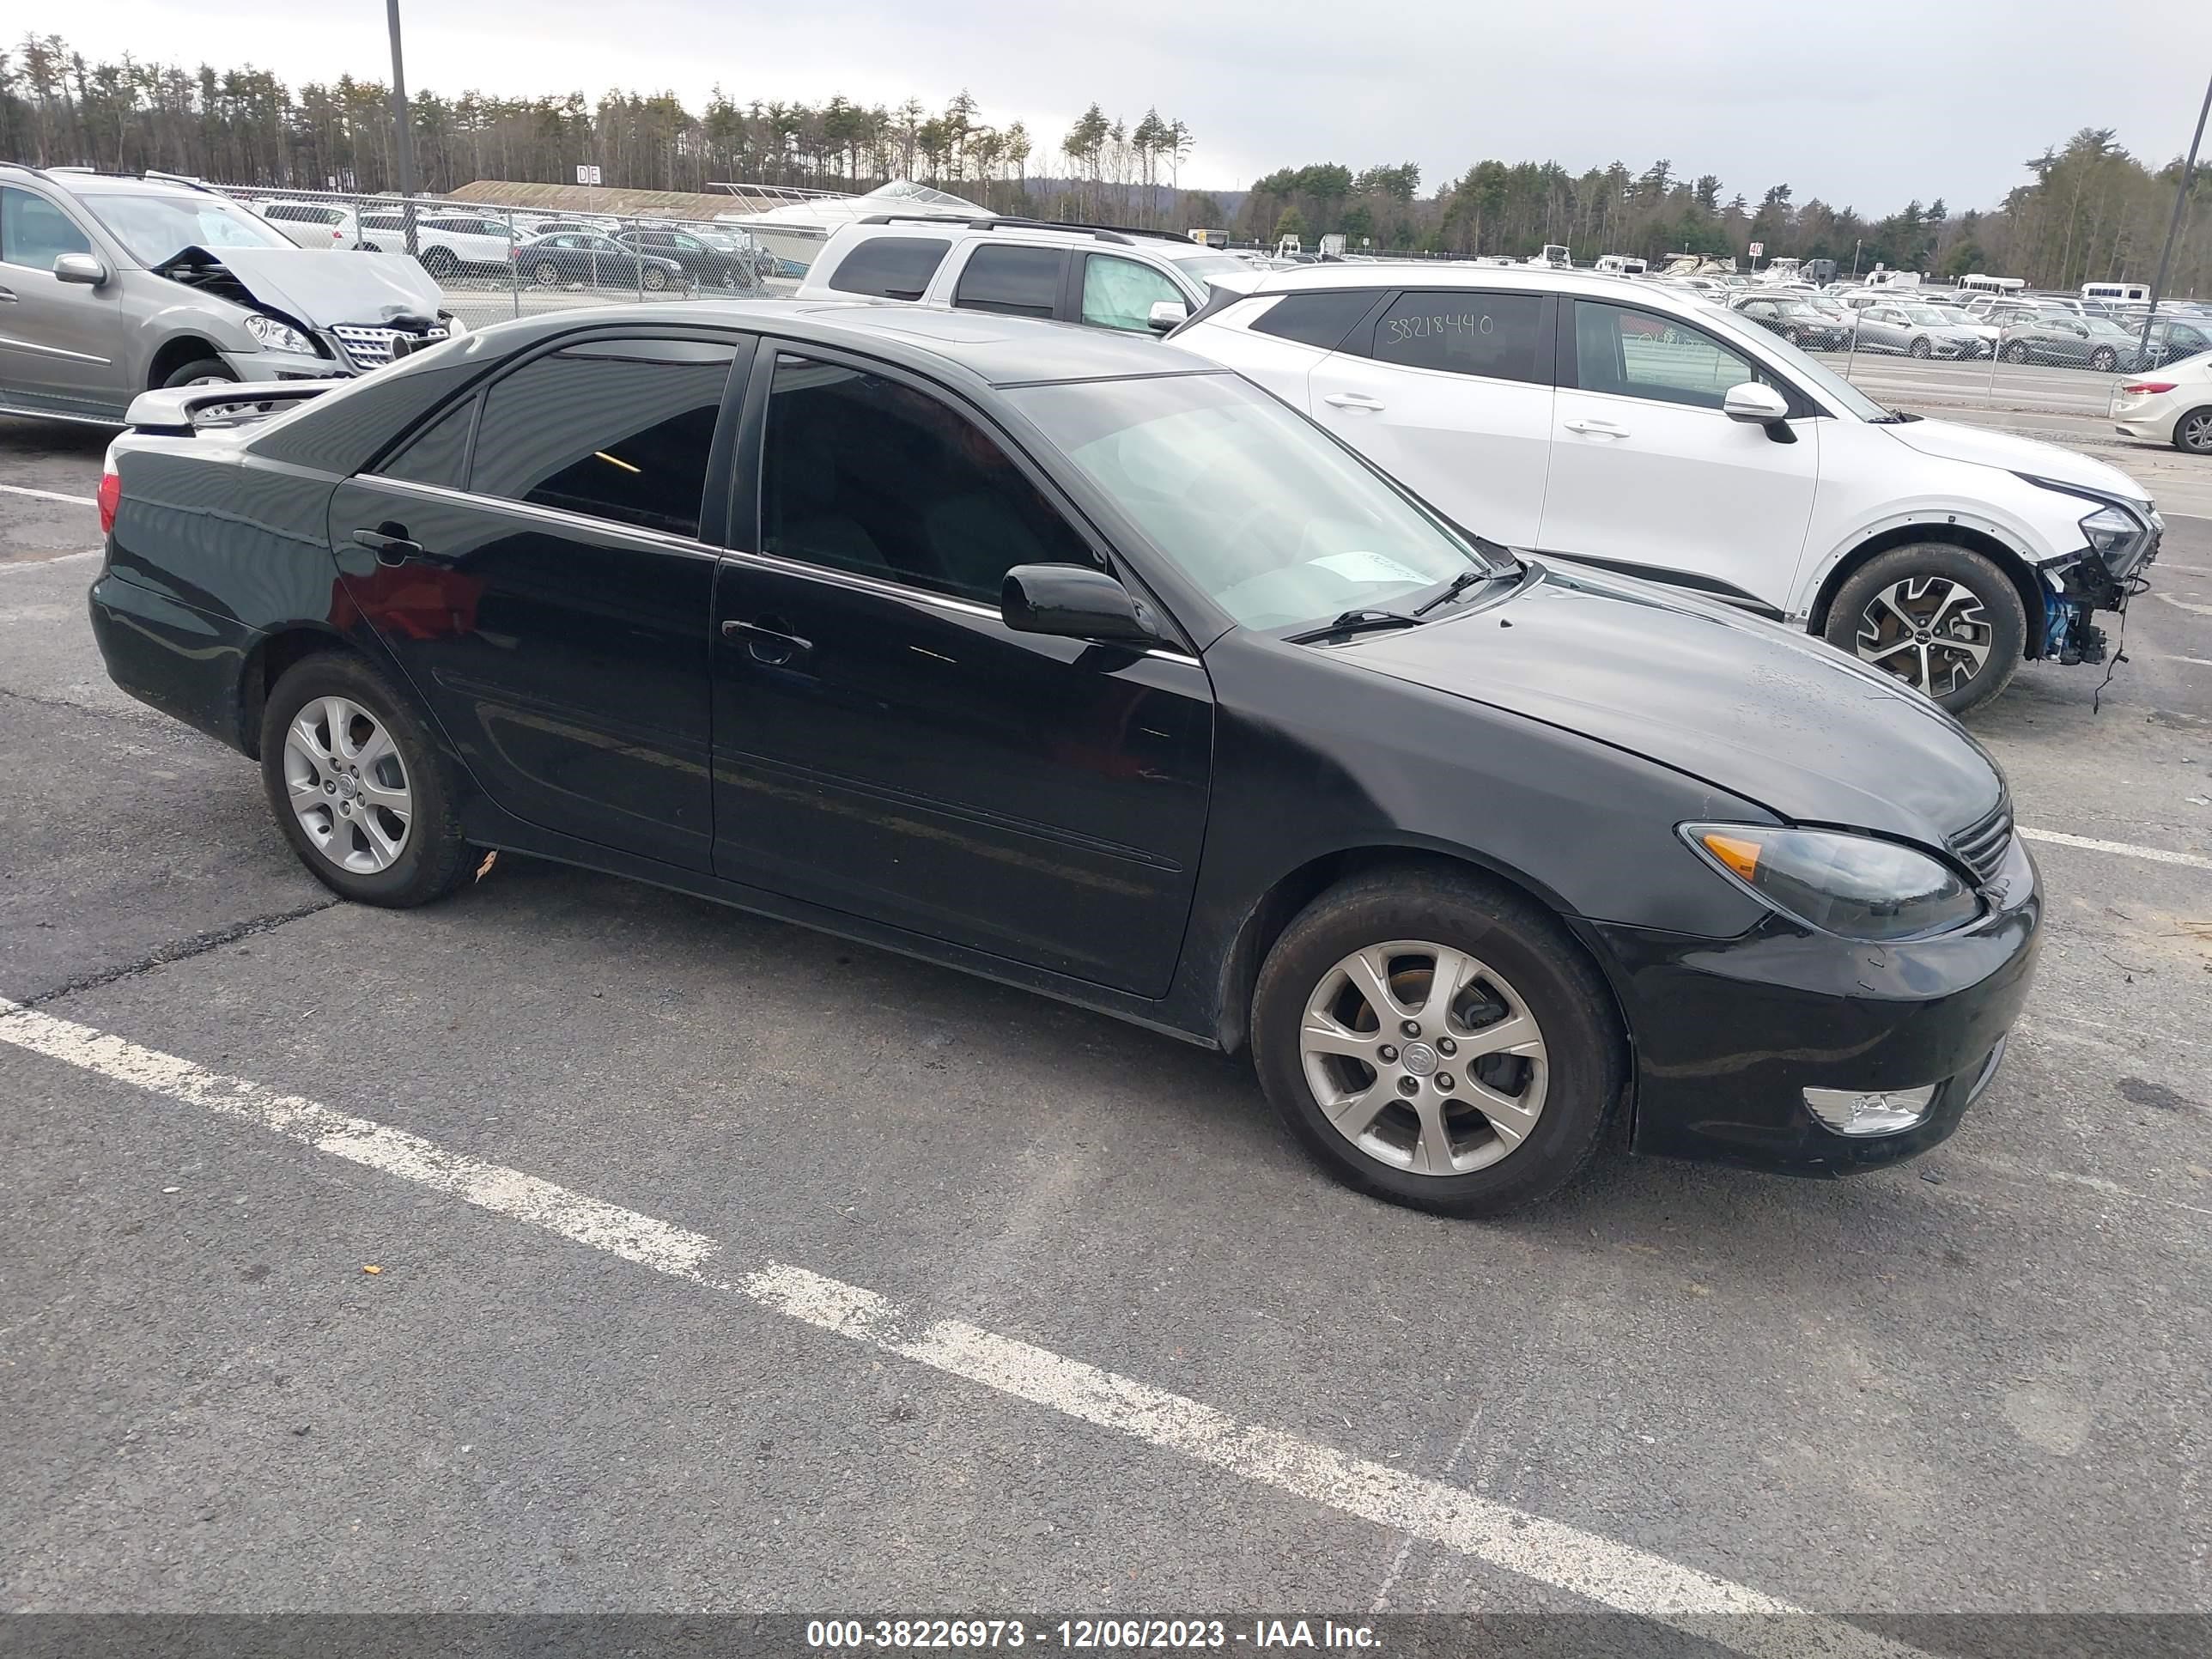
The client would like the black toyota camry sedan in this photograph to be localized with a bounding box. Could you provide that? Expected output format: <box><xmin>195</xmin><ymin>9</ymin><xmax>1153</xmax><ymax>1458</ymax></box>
<box><xmin>87</xmin><ymin>301</ymin><xmax>2040</xmax><ymax>1216</ymax></box>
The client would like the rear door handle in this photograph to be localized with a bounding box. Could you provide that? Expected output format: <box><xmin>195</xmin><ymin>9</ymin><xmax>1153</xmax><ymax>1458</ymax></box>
<box><xmin>1563</xmin><ymin>418</ymin><xmax>1629</xmax><ymax>438</ymax></box>
<box><xmin>1322</xmin><ymin>392</ymin><xmax>1386</xmax><ymax>410</ymax></box>
<box><xmin>722</xmin><ymin>617</ymin><xmax>813</xmax><ymax>664</ymax></box>
<box><xmin>351</xmin><ymin>526</ymin><xmax>425</xmax><ymax>565</ymax></box>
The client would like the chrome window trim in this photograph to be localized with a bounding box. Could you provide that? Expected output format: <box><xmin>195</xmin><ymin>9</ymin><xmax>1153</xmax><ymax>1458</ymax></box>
<box><xmin>357</xmin><ymin>477</ymin><xmax>1202</xmax><ymax>664</ymax></box>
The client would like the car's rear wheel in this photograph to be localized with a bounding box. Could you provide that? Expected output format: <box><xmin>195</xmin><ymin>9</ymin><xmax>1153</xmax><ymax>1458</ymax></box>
<box><xmin>2177</xmin><ymin>406</ymin><xmax>2212</xmax><ymax>455</ymax></box>
<box><xmin>1251</xmin><ymin>869</ymin><xmax>1623</xmax><ymax>1217</ymax></box>
<box><xmin>1823</xmin><ymin>543</ymin><xmax>2027</xmax><ymax>715</ymax></box>
<box><xmin>642</xmin><ymin>265</ymin><xmax>670</xmax><ymax>292</ymax></box>
<box><xmin>259</xmin><ymin>653</ymin><xmax>471</xmax><ymax>908</ymax></box>
<box><xmin>421</xmin><ymin>246</ymin><xmax>458</xmax><ymax>278</ymax></box>
<box><xmin>532</xmin><ymin>260</ymin><xmax>562</xmax><ymax>287</ymax></box>
<box><xmin>2090</xmin><ymin>346</ymin><xmax>2118</xmax><ymax>372</ymax></box>
<box><xmin>1909</xmin><ymin>336</ymin><xmax>1933</xmax><ymax>358</ymax></box>
<box><xmin>161</xmin><ymin>359</ymin><xmax>239</xmax><ymax>388</ymax></box>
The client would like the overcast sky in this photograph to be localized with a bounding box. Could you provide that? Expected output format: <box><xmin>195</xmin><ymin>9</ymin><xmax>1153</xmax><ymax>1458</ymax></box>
<box><xmin>40</xmin><ymin>0</ymin><xmax>2212</xmax><ymax>210</ymax></box>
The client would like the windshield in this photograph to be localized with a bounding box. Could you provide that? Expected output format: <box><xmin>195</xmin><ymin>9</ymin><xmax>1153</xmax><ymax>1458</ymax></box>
<box><xmin>82</xmin><ymin>191</ymin><xmax>292</xmax><ymax>264</ymax></box>
<box><xmin>1902</xmin><ymin>307</ymin><xmax>1950</xmax><ymax>325</ymax></box>
<box><xmin>1012</xmin><ymin>373</ymin><xmax>1501</xmax><ymax>631</ymax></box>
<box><xmin>2081</xmin><ymin>317</ymin><xmax>2134</xmax><ymax>339</ymax></box>
<box><xmin>1167</xmin><ymin>250</ymin><xmax>1254</xmax><ymax>283</ymax></box>
<box><xmin>1935</xmin><ymin>307</ymin><xmax>1978</xmax><ymax>324</ymax></box>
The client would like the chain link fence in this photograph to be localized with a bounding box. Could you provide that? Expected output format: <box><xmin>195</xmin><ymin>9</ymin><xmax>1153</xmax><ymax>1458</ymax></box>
<box><xmin>222</xmin><ymin>185</ymin><xmax>805</xmax><ymax>332</ymax></box>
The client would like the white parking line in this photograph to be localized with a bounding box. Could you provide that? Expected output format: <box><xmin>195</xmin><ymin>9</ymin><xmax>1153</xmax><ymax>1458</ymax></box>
<box><xmin>0</xmin><ymin>548</ymin><xmax>100</xmax><ymax>575</ymax></box>
<box><xmin>0</xmin><ymin>482</ymin><xmax>97</xmax><ymax>507</ymax></box>
<box><xmin>2017</xmin><ymin>826</ymin><xmax>2212</xmax><ymax>872</ymax></box>
<box><xmin>0</xmin><ymin>995</ymin><xmax>1931</xmax><ymax>1659</ymax></box>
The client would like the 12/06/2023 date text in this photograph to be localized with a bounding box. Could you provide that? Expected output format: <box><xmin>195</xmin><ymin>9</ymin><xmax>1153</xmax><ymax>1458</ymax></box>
<box><xmin>805</xmin><ymin>1620</ymin><xmax>1379</xmax><ymax>1649</ymax></box>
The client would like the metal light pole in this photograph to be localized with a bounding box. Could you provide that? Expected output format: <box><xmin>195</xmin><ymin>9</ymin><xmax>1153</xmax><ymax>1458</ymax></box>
<box><xmin>386</xmin><ymin>0</ymin><xmax>420</xmax><ymax>259</ymax></box>
<box><xmin>2136</xmin><ymin>68</ymin><xmax>2212</xmax><ymax>368</ymax></box>
<box><xmin>1851</xmin><ymin>238</ymin><xmax>1863</xmax><ymax>279</ymax></box>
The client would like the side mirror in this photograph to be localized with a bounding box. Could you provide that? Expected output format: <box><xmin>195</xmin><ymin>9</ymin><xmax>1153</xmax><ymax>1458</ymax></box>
<box><xmin>54</xmin><ymin>252</ymin><xmax>108</xmax><ymax>287</ymax></box>
<box><xmin>1146</xmin><ymin>299</ymin><xmax>1189</xmax><ymax>334</ymax></box>
<box><xmin>1722</xmin><ymin>381</ymin><xmax>1790</xmax><ymax>424</ymax></box>
<box><xmin>1001</xmin><ymin>564</ymin><xmax>1158</xmax><ymax>645</ymax></box>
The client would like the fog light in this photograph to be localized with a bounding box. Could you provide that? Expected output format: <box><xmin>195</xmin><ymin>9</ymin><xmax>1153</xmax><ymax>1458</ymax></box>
<box><xmin>1802</xmin><ymin>1083</ymin><xmax>1938</xmax><ymax>1136</ymax></box>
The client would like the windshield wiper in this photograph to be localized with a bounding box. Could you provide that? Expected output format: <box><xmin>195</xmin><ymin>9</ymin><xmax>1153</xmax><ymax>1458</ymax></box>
<box><xmin>1412</xmin><ymin>570</ymin><xmax>1486</xmax><ymax>617</ymax></box>
<box><xmin>1286</xmin><ymin>608</ymin><xmax>1424</xmax><ymax>644</ymax></box>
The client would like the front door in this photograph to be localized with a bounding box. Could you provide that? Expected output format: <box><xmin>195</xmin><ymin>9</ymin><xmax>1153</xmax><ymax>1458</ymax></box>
<box><xmin>329</xmin><ymin>333</ymin><xmax>742</xmax><ymax>870</ymax></box>
<box><xmin>710</xmin><ymin>349</ymin><xmax>1213</xmax><ymax>997</ymax></box>
<box><xmin>1306</xmin><ymin>288</ymin><xmax>1554</xmax><ymax>547</ymax></box>
<box><xmin>0</xmin><ymin>185</ymin><xmax>128</xmax><ymax>417</ymax></box>
<box><xmin>1540</xmin><ymin>298</ymin><xmax>1820</xmax><ymax>614</ymax></box>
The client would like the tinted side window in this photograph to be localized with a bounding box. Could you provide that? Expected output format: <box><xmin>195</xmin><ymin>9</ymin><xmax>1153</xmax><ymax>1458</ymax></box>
<box><xmin>760</xmin><ymin>353</ymin><xmax>1098</xmax><ymax>605</ymax></box>
<box><xmin>1</xmin><ymin>186</ymin><xmax>93</xmax><ymax>268</ymax></box>
<box><xmin>377</xmin><ymin>396</ymin><xmax>477</xmax><ymax>489</ymax></box>
<box><xmin>1571</xmin><ymin>301</ymin><xmax>1765</xmax><ymax>410</ymax></box>
<box><xmin>1248</xmin><ymin>289</ymin><xmax>1382</xmax><ymax>350</ymax></box>
<box><xmin>954</xmin><ymin>245</ymin><xmax>1066</xmax><ymax>318</ymax></box>
<box><xmin>1372</xmin><ymin>290</ymin><xmax>1545</xmax><ymax>383</ymax></box>
<box><xmin>471</xmin><ymin>338</ymin><xmax>736</xmax><ymax>538</ymax></box>
<box><xmin>825</xmin><ymin>235</ymin><xmax>951</xmax><ymax>301</ymax></box>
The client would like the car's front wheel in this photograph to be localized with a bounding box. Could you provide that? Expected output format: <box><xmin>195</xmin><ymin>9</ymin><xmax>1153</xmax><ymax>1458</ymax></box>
<box><xmin>161</xmin><ymin>359</ymin><xmax>239</xmax><ymax>388</ymax></box>
<box><xmin>1251</xmin><ymin>869</ymin><xmax>1623</xmax><ymax>1217</ymax></box>
<box><xmin>642</xmin><ymin>264</ymin><xmax>670</xmax><ymax>292</ymax></box>
<box><xmin>2177</xmin><ymin>405</ymin><xmax>2212</xmax><ymax>455</ymax></box>
<box><xmin>2090</xmin><ymin>346</ymin><xmax>2118</xmax><ymax>372</ymax></box>
<box><xmin>1823</xmin><ymin>543</ymin><xmax>2027</xmax><ymax>715</ymax></box>
<box><xmin>2002</xmin><ymin>341</ymin><xmax>2031</xmax><ymax>363</ymax></box>
<box><xmin>531</xmin><ymin>260</ymin><xmax>562</xmax><ymax>287</ymax></box>
<box><xmin>1909</xmin><ymin>336</ymin><xmax>1933</xmax><ymax>358</ymax></box>
<box><xmin>259</xmin><ymin>653</ymin><xmax>472</xmax><ymax>908</ymax></box>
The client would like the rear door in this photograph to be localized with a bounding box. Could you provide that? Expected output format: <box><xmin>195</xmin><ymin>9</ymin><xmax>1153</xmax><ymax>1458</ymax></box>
<box><xmin>707</xmin><ymin>347</ymin><xmax>1214</xmax><ymax>995</ymax></box>
<box><xmin>948</xmin><ymin>243</ymin><xmax>1067</xmax><ymax>319</ymax></box>
<box><xmin>1305</xmin><ymin>288</ymin><xmax>1555</xmax><ymax>546</ymax></box>
<box><xmin>1540</xmin><ymin>297</ymin><xmax>1819</xmax><ymax>614</ymax></box>
<box><xmin>329</xmin><ymin>331</ymin><xmax>745</xmax><ymax>871</ymax></box>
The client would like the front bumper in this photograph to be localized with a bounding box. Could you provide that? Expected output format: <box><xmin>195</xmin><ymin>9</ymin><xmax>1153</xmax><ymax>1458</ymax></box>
<box><xmin>1586</xmin><ymin>836</ymin><xmax>2041</xmax><ymax>1176</ymax></box>
<box><xmin>218</xmin><ymin>345</ymin><xmax>355</xmax><ymax>384</ymax></box>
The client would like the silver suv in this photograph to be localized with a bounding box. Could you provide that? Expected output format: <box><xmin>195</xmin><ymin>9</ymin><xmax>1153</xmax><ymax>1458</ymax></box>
<box><xmin>793</xmin><ymin>214</ymin><xmax>1254</xmax><ymax>334</ymax></box>
<box><xmin>0</xmin><ymin>166</ymin><xmax>459</xmax><ymax>426</ymax></box>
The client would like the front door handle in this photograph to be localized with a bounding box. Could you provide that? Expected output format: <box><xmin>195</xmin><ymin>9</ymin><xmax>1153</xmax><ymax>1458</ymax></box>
<box><xmin>1322</xmin><ymin>392</ymin><xmax>1386</xmax><ymax>410</ymax></box>
<box><xmin>722</xmin><ymin>617</ymin><xmax>813</xmax><ymax>664</ymax></box>
<box><xmin>0</xmin><ymin>287</ymin><xmax>16</xmax><ymax>303</ymax></box>
<box><xmin>351</xmin><ymin>526</ymin><xmax>424</xmax><ymax>565</ymax></box>
<box><xmin>1563</xmin><ymin>418</ymin><xmax>1629</xmax><ymax>438</ymax></box>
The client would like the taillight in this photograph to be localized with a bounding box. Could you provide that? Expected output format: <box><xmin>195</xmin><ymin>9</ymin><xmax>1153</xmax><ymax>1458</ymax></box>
<box><xmin>2120</xmin><ymin>381</ymin><xmax>2174</xmax><ymax>395</ymax></box>
<box><xmin>97</xmin><ymin>469</ymin><xmax>121</xmax><ymax>537</ymax></box>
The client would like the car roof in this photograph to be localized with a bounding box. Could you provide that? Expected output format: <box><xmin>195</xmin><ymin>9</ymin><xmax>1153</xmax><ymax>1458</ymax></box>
<box><xmin>1239</xmin><ymin>262</ymin><xmax>1675</xmax><ymax>306</ymax></box>
<box><xmin>465</xmin><ymin>297</ymin><xmax>1217</xmax><ymax>389</ymax></box>
<box><xmin>7</xmin><ymin>167</ymin><xmax>207</xmax><ymax>198</ymax></box>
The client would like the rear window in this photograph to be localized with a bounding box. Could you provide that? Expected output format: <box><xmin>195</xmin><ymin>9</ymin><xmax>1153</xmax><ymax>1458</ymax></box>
<box><xmin>954</xmin><ymin>244</ymin><xmax>1066</xmax><ymax>318</ymax></box>
<box><xmin>1247</xmin><ymin>289</ymin><xmax>1382</xmax><ymax>350</ymax></box>
<box><xmin>826</xmin><ymin>235</ymin><xmax>951</xmax><ymax>301</ymax></box>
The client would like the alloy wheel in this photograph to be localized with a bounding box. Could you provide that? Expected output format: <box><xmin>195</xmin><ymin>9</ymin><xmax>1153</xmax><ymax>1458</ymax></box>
<box><xmin>1854</xmin><ymin>576</ymin><xmax>1993</xmax><ymax>698</ymax></box>
<box><xmin>2181</xmin><ymin>410</ymin><xmax>2212</xmax><ymax>454</ymax></box>
<box><xmin>532</xmin><ymin>261</ymin><xmax>561</xmax><ymax>287</ymax></box>
<box><xmin>283</xmin><ymin>696</ymin><xmax>412</xmax><ymax>874</ymax></box>
<box><xmin>2091</xmin><ymin>348</ymin><xmax>2117</xmax><ymax>372</ymax></box>
<box><xmin>2003</xmin><ymin>342</ymin><xmax>2029</xmax><ymax>363</ymax></box>
<box><xmin>1299</xmin><ymin>941</ymin><xmax>1548</xmax><ymax>1177</ymax></box>
<box><xmin>1910</xmin><ymin>337</ymin><xmax>1932</xmax><ymax>358</ymax></box>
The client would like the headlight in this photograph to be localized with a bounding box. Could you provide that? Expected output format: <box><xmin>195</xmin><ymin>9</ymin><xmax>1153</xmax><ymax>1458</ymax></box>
<box><xmin>441</xmin><ymin>312</ymin><xmax>468</xmax><ymax>337</ymax></box>
<box><xmin>1683</xmin><ymin>824</ymin><xmax>1981</xmax><ymax>940</ymax></box>
<box><xmin>243</xmin><ymin>313</ymin><xmax>319</xmax><ymax>356</ymax></box>
<box><xmin>2078</xmin><ymin>503</ymin><xmax>2140</xmax><ymax>560</ymax></box>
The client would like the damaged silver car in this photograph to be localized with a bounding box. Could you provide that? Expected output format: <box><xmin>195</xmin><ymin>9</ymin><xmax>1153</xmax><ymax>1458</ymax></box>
<box><xmin>0</xmin><ymin>166</ymin><xmax>463</xmax><ymax>425</ymax></box>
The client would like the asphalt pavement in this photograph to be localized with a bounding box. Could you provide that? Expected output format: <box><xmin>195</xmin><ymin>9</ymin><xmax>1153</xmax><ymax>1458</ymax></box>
<box><xmin>3</xmin><ymin>401</ymin><xmax>2210</xmax><ymax>1646</ymax></box>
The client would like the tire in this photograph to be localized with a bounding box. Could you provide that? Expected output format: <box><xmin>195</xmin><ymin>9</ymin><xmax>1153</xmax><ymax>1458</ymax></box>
<box><xmin>258</xmin><ymin>652</ymin><xmax>472</xmax><ymax>908</ymax></box>
<box><xmin>160</xmin><ymin>358</ymin><xmax>238</xmax><ymax>388</ymax></box>
<box><xmin>2002</xmin><ymin>341</ymin><xmax>2030</xmax><ymax>364</ymax></box>
<box><xmin>1250</xmin><ymin>868</ymin><xmax>1624</xmax><ymax>1218</ymax></box>
<box><xmin>1821</xmin><ymin>543</ymin><xmax>2027</xmax><ymax>716</ymax></box>
<box><xmin>2089</xmin><ymin>347</ymin><xmax>2118</xmax><ymax>373</ymax></box>
<box><xmin>642</xmin><ymin>264</ymin><xmax>669</xmax><ymax>292</ymax></box>
<box><xmin>421</xmin><ymin>246</ymin><xmax>458</xmax><ymax>278</ymax></box>
<box><xmin>1908</xmin><ymin>336</ymin><xmax>1933</xmax><ymax>358</ymax></box>
<box><xmin>1783</xmin><ymin>327</ymin><xmax>1802</xmax><ymax>346</ymax></box>
<box><xmin>532</xmin><ymin>260</ymin><xmax>562</xmax><ymax>287</ymax></box>
<box><xmin>2176</xmin><ymin>406</ymin><xmax>2212</xmax><ymax>455</ymax></box>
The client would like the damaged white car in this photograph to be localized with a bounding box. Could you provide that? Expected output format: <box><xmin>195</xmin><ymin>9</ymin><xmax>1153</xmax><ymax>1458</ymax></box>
<box><xmin>0</xmin><ymin>165</ymin><xmax>463</xmax><ymax>426</ymax></box>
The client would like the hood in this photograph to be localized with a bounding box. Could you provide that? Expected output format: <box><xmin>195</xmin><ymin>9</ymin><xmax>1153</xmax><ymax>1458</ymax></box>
<box><xmin>1339</xmin><ymin>562</ymin><xmax>2005</xmax><ymax>848</ymax></box>
<box><xmin>165</xmin><ymin>246</ymin><xmax>446</xmax><ymax>328</ymax></box>
<box><xmin>1880</xmin><ymin>416</ymin><xmax>2149</xmax><ymax>503</ymax></box>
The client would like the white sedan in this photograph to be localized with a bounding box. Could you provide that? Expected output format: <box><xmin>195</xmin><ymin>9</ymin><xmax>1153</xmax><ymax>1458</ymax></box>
<box><xmin>2111</xmin><ymin>352</ymin><xmax>2212</xmax><ymax>455</ymax></box>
